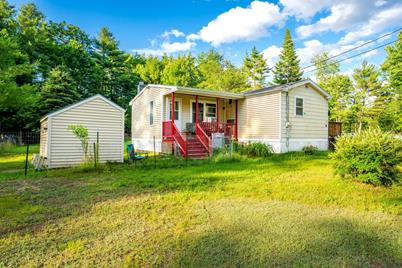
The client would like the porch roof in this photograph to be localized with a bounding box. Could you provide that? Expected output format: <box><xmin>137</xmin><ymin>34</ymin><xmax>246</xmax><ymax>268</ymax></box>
<box><xmin>159</xmin><ymin>85</ymin><xmax>244</xmax><ymax>100</ymax></box>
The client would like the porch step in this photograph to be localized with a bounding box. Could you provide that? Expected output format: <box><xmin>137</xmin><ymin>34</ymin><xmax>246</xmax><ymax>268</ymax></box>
<box><xmin>186</xmin><ymin>139</ymin><xmax>209</xmax><ymax>159</ymax></box>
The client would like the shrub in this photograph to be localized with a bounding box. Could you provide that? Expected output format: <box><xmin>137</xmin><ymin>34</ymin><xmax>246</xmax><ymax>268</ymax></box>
<box><xmin>302</xmin><ymin>145</ymin><xmax>318</xmax><ymax>155</ymax></box>
<box><xmin>331</xmin><ymin>129</ymin><xmax>402</xmax><ymax>186</ymax></box>
<box><xmin>68</xmin><ymin>125</ymin><xmax>90</xmax><ymax>161</ymax></box>
<box><xmin>241</xmin><ymin>142</ymin><xmax>273</xmax><ymax>157</ymax></box>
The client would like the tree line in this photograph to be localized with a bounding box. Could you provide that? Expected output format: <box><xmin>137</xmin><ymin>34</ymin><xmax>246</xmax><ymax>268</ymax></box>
<box><xmin>1</xmin><ymin>0</ymin><xmax>400</xmax><ymax>133</ymax></box>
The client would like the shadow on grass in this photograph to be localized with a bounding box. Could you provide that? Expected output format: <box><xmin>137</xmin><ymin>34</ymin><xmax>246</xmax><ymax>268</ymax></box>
<box><xmin>174</xmin><ymin>218</ymin><xmax>401</xmax><ymax>267</ymax></box>
<box><xmin>0</xmin><ymin>153</ymin><xmax>318</xmax><ymax>235</ymax></box>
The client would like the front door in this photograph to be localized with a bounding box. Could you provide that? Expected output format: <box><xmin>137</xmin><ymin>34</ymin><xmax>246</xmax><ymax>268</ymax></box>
<box><xmin>167</xmin><ymin>98</ymin><xmax>182</xmax><ymax>130</ymax></box>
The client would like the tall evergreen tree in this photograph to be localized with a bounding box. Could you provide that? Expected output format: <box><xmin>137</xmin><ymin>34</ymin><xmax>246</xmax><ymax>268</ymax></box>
<box><xmin>352</xmin><ymin>61</ymin><xmax>383</xmax><ymax>131</ymax></box>
<box><xmin>273</xmin><ymin>29</ymin><xmax>303</xmax><ymax>84</ymax></box>
<box><xmin>93</xmin><ymin>27</ymin><xmax>138</xmax><ymax>107</ymax></box>
<box><xmin>242</xmin><ymin>46</ymin><xmax>267</xmax><ymax>88</ymax></box>
<box><xmin>40</xmin><ymin>65</ymin><xmax>80</xmax><ymax>115</ymax></box>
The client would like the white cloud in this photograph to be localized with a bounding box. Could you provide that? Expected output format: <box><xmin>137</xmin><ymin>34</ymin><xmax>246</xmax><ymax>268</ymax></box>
<box><xmin>161</xmin><ymin>29</ymin><xmax>185</xmax><ymax>39</ymax></box>
<box><xmin>296</xmin><ymin>2</ymin><xmax>368</xmax><ymax>38</ymax></box>
<box><xmin>133</xmin><ymin>40</ymin><xmax>196</xmax><ymax>56</ymax></box>
<box><xmin>199</xmin><ymin>1</ymin><xmax>284</xmax><ymax>46</ymax></box>
<box><xmin>339</xmin><ymin>5</ymin><xmax>402</xmax><ymax>44</ymax></box>
<box><xmin>279</xmin><ymin>0</ymin><xmax>333</xmax><ymax>20</ymax></box>
<box><xmin>295</xmin><ymin>0</ymin><xmax>400</xmax><ymax>42</ymax></box>
<box><xmin>262</xmin><ymin>45</ymin><xmax>281</xmax><ymax>68</ymax></box>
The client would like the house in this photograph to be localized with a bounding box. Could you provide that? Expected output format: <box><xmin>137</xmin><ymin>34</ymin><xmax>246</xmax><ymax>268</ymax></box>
<box><xmin>129</xmin><ymin>79</ymin><xmax>330</xmax><ymax>157</ymax></box>
<box><xmin>40</xmin><ymin>94</ymin><xmax>125</xmax><ymax>168</ymax></box>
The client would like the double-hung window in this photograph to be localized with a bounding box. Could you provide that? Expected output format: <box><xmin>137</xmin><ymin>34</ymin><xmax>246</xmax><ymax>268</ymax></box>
<box><xmin>295</xmin><ymin>97</ymin><xmax>304</xmax><ymax>116</ymax></box>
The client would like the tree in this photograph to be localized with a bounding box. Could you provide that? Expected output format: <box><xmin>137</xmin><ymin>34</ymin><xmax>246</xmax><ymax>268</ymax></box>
<box><xmin>311</xmin><ymin>52</ymin><xmax>339</xmax><ymax>82</ymax></box>
<box><xmin>382</xmin><ymin>31</ymin><xmax>402</xmax><ymax>95</ymax></box>
<box><xmin>161</xmin><ymin>53</ymin><xmax>200</xmax><ymax>87</ymax></box>
<box><xmin>40</xmin><ymin>65</ymin><xmax>80</xmax><ymax>115</ymax></box>
<box><xmin>381</xmin><ymin>31</ymin><xmax>402</xmax><ymax>133</ymax></box>
<box><xmin>93</xmin><ymin>27</ymin><xmax>138</xmax><ymax>107</ymax></box>
<box><xmin>0</xmin><ymin>0</ymin><xmax>15</xmax><ymax>32</ymax></box>
<box><xmin>311</xmin><ymin>53</ymin><xmax>353</xmax><ymax>126</ymax></box>
<box><xmin>220</xmin><ymin>62</ymin><xmax>249</xmax><ymax>93</ymax></box>
<box><xmin>242</xmin><ymin>46</ymin><xmax>267</xmax><ymax>88</ymax></box>
<box><xmin>352</xmin><ymin>60</ymin><xmax>383</xmax><ymax>131</ymax></box>
<box><xmin>136</xmin><ymin>55</ymin><xmax>165</xmax><ymax>84</ymax></box>
<box><xmin>197</xmin><ymin>49</ymin><xmax>225</xmax><ymax>90</ymax></box>
<box><xmin>273</xmin><ymin>29</ymin><xmax>303</xmax><ymax>84</ymax></box>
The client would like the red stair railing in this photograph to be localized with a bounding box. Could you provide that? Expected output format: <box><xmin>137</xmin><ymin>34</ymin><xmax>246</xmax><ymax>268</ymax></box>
<box><xmin>196</xmin><ymin>123</ymin><xmax>212</xmax><ymax>156</ymax></box>
<box><xmin>162</xmin><ymin>121</ymin><xmax>187</xmax><ymax>156</ymax></box>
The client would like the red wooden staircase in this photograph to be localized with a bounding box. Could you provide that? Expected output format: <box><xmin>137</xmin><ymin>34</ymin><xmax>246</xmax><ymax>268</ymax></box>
<box><xmin>186</xmin><ymin>138</ymin><xmax>209</xmax><ymax>159</ymax></box>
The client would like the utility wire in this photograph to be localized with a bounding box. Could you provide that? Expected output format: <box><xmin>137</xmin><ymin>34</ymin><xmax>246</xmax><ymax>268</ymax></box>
<box><xmin>301</xmin><ymin>27</ymin><xmax>402</xmax><ymax>71</ymax></box>
<box><xmin>304</xmin><ymin>39</ymin><xmax>398</xmax><ymax>74</ymax></box>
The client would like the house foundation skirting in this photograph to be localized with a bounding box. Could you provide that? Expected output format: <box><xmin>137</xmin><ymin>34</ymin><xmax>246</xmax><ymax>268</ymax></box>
<box><xmin>132</xmin><ymin>138</ymin><xmax>162</xmax><ymax>153</ymax></box>
<box><xmin>238</xmin><ymin>138</ymin><xmax>281</xmax><ymax>153</ymax></box>
<box><xmin>238</xmin><ymin>138</ymin><xmax>328</xmax><ymax>153</ymax></box>
<box><xmin>280</xmin><ymin>138</ymin><xmax>328</xmax><ymax>153</ymax></box>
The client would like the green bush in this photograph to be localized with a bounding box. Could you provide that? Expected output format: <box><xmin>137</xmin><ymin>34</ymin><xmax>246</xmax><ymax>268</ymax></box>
<box><xmin>302</xmin><ymin>145</ymin><xmax>318</xmax><ymax>155</ymax></box>
<box><xmin>331</xmin><ymin>129</ymin><xmax>402</xmax><ymax>186</ymax></box>
<box><xmin>238</xmin><ymin>142</ymin><xmax>273</xmax><ymax>157</ymax></box>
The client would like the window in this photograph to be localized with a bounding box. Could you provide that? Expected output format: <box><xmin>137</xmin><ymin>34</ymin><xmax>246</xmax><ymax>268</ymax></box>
<box><xmin>206</xmin><ymin>103</ymin><xmax>216</xmax><ymax>118</ymax></box>
<box><xmin>149</xmin><ymin>101</ymin><xmax>154</xmax><ymax>125</ymax></box>
<box><xmin>295</xmin><ymin>97</ymin><xmax>304</xmax><ymax>116</ymax></box>
<box><xmin>168</xmin><ymin>100</ymin><xmax>179</xmax><ymax>120</ymax></box>
<box><xmin>192</xmin><ymin>102</ymin><xmax>204</xmax><ymax>122</ymax></box>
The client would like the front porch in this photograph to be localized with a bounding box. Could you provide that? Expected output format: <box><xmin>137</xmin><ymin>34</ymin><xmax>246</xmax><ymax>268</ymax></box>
<box><xmin>161</xmin><ymin>88</ymin><xmax>243</xmax><ymax>158</ymax></box>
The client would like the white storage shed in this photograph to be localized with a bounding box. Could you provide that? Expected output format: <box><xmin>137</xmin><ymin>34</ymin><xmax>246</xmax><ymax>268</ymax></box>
<box><xmin>39</xmin><ymin>94</ymin><xmax>125</xmax><ymax>168</ymax></box>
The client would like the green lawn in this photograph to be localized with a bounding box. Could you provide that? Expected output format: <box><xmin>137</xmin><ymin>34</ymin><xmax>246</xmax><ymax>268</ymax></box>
<box><xmin>0</xmin><ymin>147</ymin><xmax>401</xmax><ymax>267</ymax></box>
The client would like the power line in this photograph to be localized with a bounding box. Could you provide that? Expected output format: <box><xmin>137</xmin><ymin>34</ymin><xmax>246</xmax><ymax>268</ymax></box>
<box><xmin>304</xmin><ymin>39</ymin><xmax>398</xmax><ymax>75</ymax></box>
<box><xmin>301</xmin><ymin>27</ymin><xmax>402</xmax><ymax>71</ymax></box>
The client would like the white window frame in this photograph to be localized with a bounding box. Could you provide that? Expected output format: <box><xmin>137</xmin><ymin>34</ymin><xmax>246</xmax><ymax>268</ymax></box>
<box><xmin>294</xmin><ymin>96</ymin><xmax>304</xmax><ymax>117</ymax></box>
<box><xmin>165</xmin><ymin>97</ymin><xmax>182</xmax><ymax>121</ymax></box>
<box><xmin>189</xmin><ymin>99</ymin><xmax>217</xmax><ymax>123</ymax></box>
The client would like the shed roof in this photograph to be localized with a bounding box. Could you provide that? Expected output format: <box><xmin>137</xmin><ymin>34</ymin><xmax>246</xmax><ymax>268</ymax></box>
<box><xmin>40</xmin><ymin>94</ymin><xmax>125</xmax><ymax>122</ymax></box>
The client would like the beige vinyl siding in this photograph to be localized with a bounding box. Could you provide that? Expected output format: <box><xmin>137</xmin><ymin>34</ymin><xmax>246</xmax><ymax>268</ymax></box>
<box><xmin>238</xmin><ymin>91</ymin><xmax>281</xmax><ymax>140</ymax></box>
<box><xmin>131</xmin><ymin>86</ymin><xmax>170</xmax><ymax>139</ymax></box>
<box><xmin>39</xmin><ymin>119</ymin><xmax>48</xmax><ymax>157</ymax></box>
<box><xmin>281</xmin><ymin>85</ymin><xmax>328</xmax><ymax>139</ymax></box>
<box><xmin>48</xmin><ymin>97</ymin><xmax>124</xmax><ymax>168</ymax></box>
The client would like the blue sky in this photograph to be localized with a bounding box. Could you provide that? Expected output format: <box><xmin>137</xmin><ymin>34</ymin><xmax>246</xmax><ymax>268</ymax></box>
<box><xmin>9</xmin><ymin>0</ymin><xmax>402</xmax><ymax>78</ymax></box>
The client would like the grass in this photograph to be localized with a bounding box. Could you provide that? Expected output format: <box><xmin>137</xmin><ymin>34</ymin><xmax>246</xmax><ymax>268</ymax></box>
<box><xmin>0</xmin><ymin>146</ymin><xmax>401</xmax><ymax>267</ymax></box>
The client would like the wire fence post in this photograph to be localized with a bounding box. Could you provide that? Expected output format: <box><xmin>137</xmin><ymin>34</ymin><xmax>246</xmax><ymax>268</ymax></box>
<box><xmin>153</xmin><ymin>136</ymin><xmax>156</xmax><ymax>169</ymax></box>
<box><xmin>93</xmin><ymin>142</ymin><xmax>96</xmax><ymax>169</ymax></box>
<box><xmin>24</xmin><ymin>142</ymin><xmax>29</xmax><ymax>179</ymax></box>
<box><xmin>96</xmin><ymin>131</ymin><xmax>99</xmax><ymax>166</ymax></box>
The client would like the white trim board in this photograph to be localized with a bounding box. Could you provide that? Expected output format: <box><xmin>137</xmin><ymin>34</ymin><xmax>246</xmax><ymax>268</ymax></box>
<box><xmin>41</xmin><ymin>94</ymin><xmax>125</xmax><ymax>122</ymax></box>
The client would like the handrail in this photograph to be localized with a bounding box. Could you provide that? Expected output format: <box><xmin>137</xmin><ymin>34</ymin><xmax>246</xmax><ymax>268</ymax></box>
<box><xmin>172</xmin><ymin>123</ymin><xmax>187</xmax><ymax>156</ymax></box>
<box><xmin>162</xmin><ymin>121</ymin><xmax>186</xmax><ymax>156</ymax></box>
<box><xmin>196</xmin><ymin>123</ymin><xmax>212</xmax><ymax>156</ymax></box>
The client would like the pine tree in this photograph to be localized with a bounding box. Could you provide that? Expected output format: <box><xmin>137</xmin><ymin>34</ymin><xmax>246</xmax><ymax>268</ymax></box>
<box><xmin>93</xmin><ymin>27</ymin><xmax>138</xmax><ymax>106</ymax></box>
<box><xmin>40</xmin><ymin>65</ymin><xmax>80</xmax><ymax>114</ymax></box>
<box><xmin>352</xmin><ymin>60</ymin><xmax>383</xmax><ymax>130</ymax></box>
<box><xmin>273</xmin><ymin>29</ymin><xmax>303</xmax><ymax>84</ymax></box>
<box><xmin>243</xmin><ymin>46</ymin><xmax>267</xmax><ymax>88</ymax></box>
